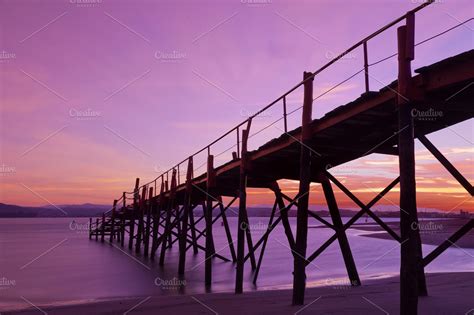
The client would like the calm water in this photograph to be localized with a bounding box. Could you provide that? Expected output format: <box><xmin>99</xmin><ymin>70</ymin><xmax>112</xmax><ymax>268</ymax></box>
<box><xmin>0</xmin><ymin>217</ymin><xmax>472</xmax><ymax>311</ymax></box>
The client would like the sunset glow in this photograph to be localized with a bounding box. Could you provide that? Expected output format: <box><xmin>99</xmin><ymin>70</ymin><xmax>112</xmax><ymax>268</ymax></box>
<box><xmin>0</xmin><ymin>0</ymin><xmax>472</xmax><ymax>212</ymax></box>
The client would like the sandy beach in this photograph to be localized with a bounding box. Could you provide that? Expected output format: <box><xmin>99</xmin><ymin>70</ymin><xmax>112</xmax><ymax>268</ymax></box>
<box><xmin>4</xmin><ymin>272</ymin><xmax>472</xmax><ymax>315</ymax></box>
<box><xmin>351</xmin><ymin>218</ymin><xmax>474</xmax><ymax>248</ymax></box>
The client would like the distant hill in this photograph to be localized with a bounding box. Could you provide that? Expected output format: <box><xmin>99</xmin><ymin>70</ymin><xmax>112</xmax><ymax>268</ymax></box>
<box><xmin>0</xmin><ymin>203</ymin><xmax>111</xmax><ymax>217</ymax></box>
<box><xmin>0</xmin><ymin>203</ymin><xmax>463</xmax><ymax>218</ymax></box>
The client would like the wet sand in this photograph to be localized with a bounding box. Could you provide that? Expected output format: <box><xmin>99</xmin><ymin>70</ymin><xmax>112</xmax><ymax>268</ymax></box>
<box><xmin>351</xmin><ymin>218</ymin><xmax>474</xmax><ymax>248</ymax></box>
<box><xmin>5</xmin><ymin>272</ymin><xmax>473</xmax><ymax>315</ymax></box>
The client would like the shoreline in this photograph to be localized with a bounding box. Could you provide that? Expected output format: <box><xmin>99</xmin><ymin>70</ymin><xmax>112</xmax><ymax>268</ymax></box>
<box><xmin>350</xmin><ymin>218</ymin><xmax>474</xmax><ymax>248</ymax></box>
<box><xmin>4</xmin><ymin>272</ymin><xmax>473</xmax><ymax>314</ymax></box>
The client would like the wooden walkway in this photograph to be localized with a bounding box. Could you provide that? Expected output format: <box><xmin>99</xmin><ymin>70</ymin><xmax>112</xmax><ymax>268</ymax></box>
<box><xmin>90</xmin><ymin>2</ymin><xmax>473</xmax><ymax>314</ymax></box>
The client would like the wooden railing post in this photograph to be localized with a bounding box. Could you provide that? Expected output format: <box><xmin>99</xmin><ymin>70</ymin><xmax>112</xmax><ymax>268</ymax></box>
<box><xmin>151</xmin><ymin>180</ymin><xmax>164</xmax><ymax>259</ymax></box>
<box><xmin>135</xmin><ymin>186</ymin><xmax>147</xmax><ymax>253</ymax></box>
<box><xmin>144</xmin><ymin>187</ymin><xmax>153</xmax><ymax>257</ymax></box>
<box><xmin>109</xmin><ymin>200</ymin><xmax>117</xmax><ymax>243</ymax></box>
<box><xmin>292</xmin><ymin>71</ymin><xmax>313</xmax><ymax>305</ymax></box>
<box><xmin>121</xmin><ymin>192</ymin><xmax>126</xmax><ymax>247</ymax></box>
<box><xmin>95</xmin><ymin>218</ymin><xmax>99</xmax><ymax>241</ymax></box>
<box><xmin>363</xmin><ymin>41</ymin><xmax>370</xmax><ymax>93</ymax></box>
<box><xmin>179</xmin><ymin>157</ymin><xmax>193</xmax><ymax>275</ymax></box>
<box><xmin>204</xmin><ymin>155</ymin><xmax>215</xmax><ymax>285</ymax></box>
<box><xmin>160</xmin><ymin>169</ymin><xmax>177</xmax><ymax>266</ymax></box>
<box><xmin>89</xmin><ymin>218</ymin><xmax>92</xmax><ymax>239</ymax></box>
<box><xmin>397</xmin><ymin>12</ymin><xmax>427</xmax><ymax>315</ymax></box>
<box><xmin>101</xmin><ymin>213</ymin><xmax>105</xmax><ymax>243</ymax></box>
<box><xmin>235</xmin><ymin>119</ymin><xmax>252</xmax><ymax>294</ymax></box>
<box><xmin>129</xmin><ymin>178</ymin><xmax>140</xmax><ymax>250</ymax></box>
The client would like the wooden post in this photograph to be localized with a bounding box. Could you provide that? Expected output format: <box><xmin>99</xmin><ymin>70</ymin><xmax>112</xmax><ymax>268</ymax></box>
<box><xmin>292</xmin><ymin>71</ymin><xmax>313</xmax><ymax>305</ymax></box>
<box><xmin>135</xmin><ymin>186</ymin><xmax>147</xmax><ymax>253</ymax></box>
<box><xmin>101</xmin><ymin>213</ymin><xmax>106</xmax><ymax>243</ymax></box>
<box><xmin>363</xmin><ymin>41</ymin><xmax>369</xmax><ymax>93</ymax></box>
<box><xmin>129</xmin><ymin>178</ymin><xmax>140</xmax><ymax>250</ymax></box>
<box><xmin>243</xmin><ymin>206</ymin><xmax>257</xmax><ymax>270</ymax></box>
<box><xmin>205</xmin><ymin>155</ymin><xmax>216</xmax><ymax>286</ymax></box>
<box><xmin>144</xmin><ymin>187</ymin><xmax>153</xmax><ymax>257</ymax></box>
<box><xmin>109</xmin><ymin>200</ymin><xmax>117</xmax><ymax>243</ymax></box>
<box><xmin>321</xmin><ymin>176</ymin><xmax>360</xmax><ymax>286</ymax></box>
<box><xmin>218</xmin><ymin>198</ymin><xmax>237</xmax><ymax>262</ymax></box>
<box><xmin>397</xmin><ymin>13</ymin><xmax>427</xmax><ymax>315</ymax></box>
<box><xmin>271</xmin><ymin>182</ymin><xmax>295</xmax><ymax>251</ymax></box>
<box><xmin>89</xmin><ymin>218</ymin><xmax>92</xmax><ymax>239</ymax></box>
<box><xmin>418</xmin><ymin>135</ymin><xmax>473</xmax><ymax>195</ymax></box>
<box><xmin>253</xmin><ymin>200</ymin><xmax>277</xmax><ymax>284</ymax></box>
<box><xmin>95</xmin><ymin>218</ymin><xmax>99</xmax><ymax>241</ymax></box>
<box><xmin>236</xmin><ymin>123</ymin><xmax>251</xmax><ymax>294</ymax></box>
<box><xmin>160</xmin><ymin>170</ymin><xmax>177</xmax><ymax>266</ymax></box>
<box><xmin>179</xmin><ymin>157</ymin><xmax>193</xmax><ymax>275</ymax></box>
<box><xmin>423</xmin><ymin>219</ymin><xmax>473</xmax><ymax>267</ymax></box>
<box><xmin>189</xmin><ymin>206</ymin><xmax>199</xmax><ymax>254</ymax></box>
<box><xmin>151</xmin><ymin>181</ymin><xmax>164</xmax><ymax>259</ymax></box>
<box><xmin>121</xmin><ymin>192</ymin><xmax>126</xmax><ymax>247</ymax></box>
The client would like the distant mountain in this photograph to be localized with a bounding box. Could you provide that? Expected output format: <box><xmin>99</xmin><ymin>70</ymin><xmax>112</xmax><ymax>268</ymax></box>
<box><xmin>0</xmin><ymin>203</ymin><xmax>460</xmax><ymax>218</ymax></box>
<box><xmin>0</xmin><ymin>203</ymin><xmax>111</xmax><ymax>217</ymax></box>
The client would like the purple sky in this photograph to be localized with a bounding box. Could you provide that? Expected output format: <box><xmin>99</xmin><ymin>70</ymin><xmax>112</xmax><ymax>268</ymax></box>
<box><xmin>0</xmin><ymin>0</ymin><xmax>472</xmax><ymax>210</ymax></box>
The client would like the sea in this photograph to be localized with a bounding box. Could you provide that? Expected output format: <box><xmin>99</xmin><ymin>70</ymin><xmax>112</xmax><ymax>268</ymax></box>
<box><xmin>0</xmin><ymin>217</ymin><xmax>472</xmax><ymax>311</ymax></box>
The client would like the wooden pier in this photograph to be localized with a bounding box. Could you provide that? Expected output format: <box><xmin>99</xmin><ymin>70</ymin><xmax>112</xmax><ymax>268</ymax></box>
<box><xmin>90</xmin><ymin>2</ymin><xmax>473</xmax><ymax>314</ymax></box>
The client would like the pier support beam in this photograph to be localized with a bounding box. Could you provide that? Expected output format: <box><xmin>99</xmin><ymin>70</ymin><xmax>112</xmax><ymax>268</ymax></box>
<box><xmin>135</xmin><ymin>186</ymin><xmax>147</xmax><ymax>253</ymax></box>
<box><xmin>236</xmin><ymin>123</ymin><xmax>251</xmax><ymax>294</ymax></box>
<box><xmin>101</xmin><ymin>213</ymin><xmax>105</xmax><ymax>243</ymax></box>
<box><xmin>151</xmin><ymin>180</ymin><xmax>164</xmax><ymax>259</ymax></box>
<box><xmin>253</xmin><ymin>199</ymin><xmax>277</xmax><ymax>284</ymax></box>
<box><xmin>218</xmin><ymin>197</ymin><xmax>237</xmax><ymax>262</ymax></box>
<box><xmin>95</xmin><ymin>218</ymin><xmax>99</xmax><ymax>241</ymax></box>
<box><xmin>205</xmin><ymin>155</ymin><xmax>216</xmax><ymax>286</ymax></box>
<box><xmin>397</xmin><ymin>14</ymin><xmax>427</xmax><ymax>315</ymax></box>
<box><xmin>144</xmin><ymin>187</ymin><xmax>153</xmax><ymax>257</ymax></box>
<box><xmin>160</xmin><ymin>171</ymin><xmax>177</xmax><ymax>266</ymax></box>
<box><xmin>321</xmin><ymin>176</ymin><xmax>360</xmax><ymax>286</ymax></box>
<box><xmin>109</xmin><ymin>199</ymin><xmax>117</xmax><ymax>243</ymax></box>
<box><xmin>418</xmin><ymin>135</ymin><xmax>473</xmax><ymax>196</ymax></box>
<box><xmin>292</xmin><ymin>71</ymin><xmax>313</xmax><ymax>305</ymax></box>
<box><xmin>179</xmin><ymin>157</ymin><xmax>193</xmax><ymax>275</ymax></box>
<box><xmin>129</xmin><ymin>178</ymin><xmax>140</xmax><ymax>250</ymax></box>
<box><xmin>121</xmin><ymin>192</ymin><xmax>126</xmax><ymax>247</ymax></box>
<box><xmin>271</xmin><ymin>183</ymin><xmax>295</xmax><ymax>251</ymax></box>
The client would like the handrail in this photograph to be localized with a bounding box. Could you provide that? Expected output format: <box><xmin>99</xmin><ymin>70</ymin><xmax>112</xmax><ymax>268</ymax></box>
<box><xmin>111</xmin><ymin>0</ymin><xmax>469</xmax><ymax>201</ymax></box>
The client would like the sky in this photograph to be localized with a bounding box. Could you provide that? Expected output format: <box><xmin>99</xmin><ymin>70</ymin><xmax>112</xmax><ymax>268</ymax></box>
<box><xmin>0</xmin><ymin>0</ymin><xmax>472</xmax><ymax>212</ymax></box>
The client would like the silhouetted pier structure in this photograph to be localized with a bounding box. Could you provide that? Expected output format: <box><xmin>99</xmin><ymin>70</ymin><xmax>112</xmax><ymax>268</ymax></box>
<box><xmin>90</xmin><ymin>2</ymin><xmax>473</xmax><ymax>314</ymax></box>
